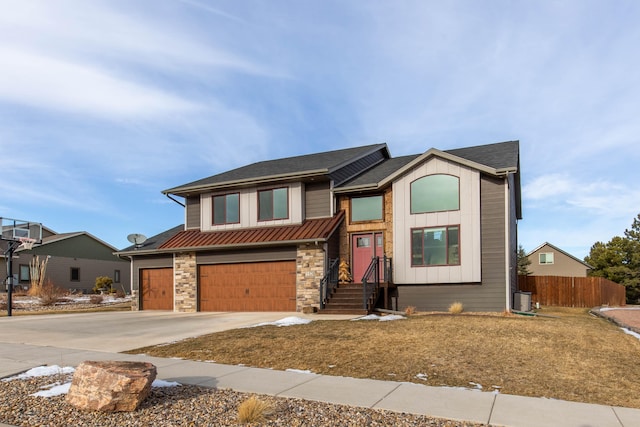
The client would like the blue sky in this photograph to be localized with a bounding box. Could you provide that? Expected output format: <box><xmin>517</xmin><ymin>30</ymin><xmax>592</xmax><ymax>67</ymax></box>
<box><xmin>1</xmin><ymin>0</ymin><xmax>639</xmax><ymax>259</ymax></box>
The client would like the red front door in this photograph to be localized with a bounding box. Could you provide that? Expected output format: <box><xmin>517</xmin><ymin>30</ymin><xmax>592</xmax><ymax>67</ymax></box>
<box><xmin>351</xmin><ymin>233</ymin><xmax>383</xmax><ymax>282</ymax></box>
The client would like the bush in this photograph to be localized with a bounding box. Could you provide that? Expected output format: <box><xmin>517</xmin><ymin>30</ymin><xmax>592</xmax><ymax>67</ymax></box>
<box><xmin>39</xmin><ymin>280</ymin><xmax>66</xmax><ymax>306</ymax></box>
<box><xmin>237</xmin><ymin>396</ymin><xmax>273</xmax><ymax>424</ymax></box>
<box><xmin>93</xmin><ymin>276</ymin><xmax>114</xmax><ymax>294</ymax></box>
<box><xmin>448</xmin><ymin>301</ymin><xmax>464</xmax><ymax>314</ymax></box>
<box><xmin>404</xmin><ymin>305</ymin><xmax>417</xmax><ymax>316</ymax></box>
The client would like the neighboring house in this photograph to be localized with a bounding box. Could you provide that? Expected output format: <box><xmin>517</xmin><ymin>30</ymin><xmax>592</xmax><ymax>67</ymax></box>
<box><xmin>526</xmin><ymin>242</ymin><xmax>592</xmax><ymax>277</ymax></box>
<box><xmin>116</xmin><ymin>140</ymin><xmax>522</xmax><ymax>313</ymax></box>
<box><xmin>2</xmin><ymin>227</ymin><xmax>130</xmax><ymax>293</ymax></box>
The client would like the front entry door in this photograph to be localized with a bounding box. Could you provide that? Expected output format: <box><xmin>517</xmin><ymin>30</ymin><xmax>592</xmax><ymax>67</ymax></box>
<box><xmin>351</xmin><ymin>233</ymin><xmax>383</xmax><ymax>282</ymax></box>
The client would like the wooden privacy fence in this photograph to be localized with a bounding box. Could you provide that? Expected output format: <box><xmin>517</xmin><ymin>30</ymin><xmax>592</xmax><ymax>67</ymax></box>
<box><xmin>518</xmin><ymin>275</ymin><xmax>626</xmax><ymax>307</ymax></box>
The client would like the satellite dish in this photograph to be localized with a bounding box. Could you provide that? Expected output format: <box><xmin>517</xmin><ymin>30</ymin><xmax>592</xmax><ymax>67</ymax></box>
<box><xmin>127</xmin><ymin>233</ymin><xmax>147</xmax><ymax>249</ymax></box>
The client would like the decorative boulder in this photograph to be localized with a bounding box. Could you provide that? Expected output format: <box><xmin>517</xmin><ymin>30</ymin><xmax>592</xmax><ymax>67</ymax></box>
<box><xmin>66</xmin><ymin>361</ymin><xmax>157</xmax><ymax>412</ymax></box>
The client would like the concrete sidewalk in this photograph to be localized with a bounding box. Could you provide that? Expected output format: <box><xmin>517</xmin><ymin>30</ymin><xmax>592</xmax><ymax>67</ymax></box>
<box><xmin>0</xmin><ymin>342</ymin><xmax>638</xmax><ymax>427</ymax></box>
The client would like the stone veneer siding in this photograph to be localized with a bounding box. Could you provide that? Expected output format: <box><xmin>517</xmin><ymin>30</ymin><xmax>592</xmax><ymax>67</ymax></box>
<box><xmin>296</xmin><ymin>243</ymin><xmax>325</xmax><ymax>311</ymax></box>
<box><xmin>174</xmin><ymin>252</ymin><xmax>197</xmax><ymax>312</ymax></box>
<box><xmin>338</xmin><ymin>187</ymin><xmax>394</xmax><ymax>266</ymax></box>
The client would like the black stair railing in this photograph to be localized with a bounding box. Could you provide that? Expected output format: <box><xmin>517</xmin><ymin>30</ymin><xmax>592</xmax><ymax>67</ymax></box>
<box><xmin>362</xmin><ymin>255</ymin><xmax>392</xmax><ymax>311</ymax></box>
<box><xmin>320</xmin><ymin>258</ymin><xmax>340</xmax><ymax>309</ymax></box>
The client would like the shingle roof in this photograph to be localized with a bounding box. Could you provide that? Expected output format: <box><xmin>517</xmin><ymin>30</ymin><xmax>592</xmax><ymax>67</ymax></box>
<box><xmin>164</xmin><ymin>144</ymin><xmax>388</xmax><ymax>195</ymax></box>
<box><xmin>444</xmin><ymin>140</ymin><xmax>519</xmax><ymax>171</ymax></box>
<box><xmin>159</xmin><ymin>212</ymin><xmax>344</xmax><ymax>250</ymax></box>
<box><xmin>335</xmin><ymin>155</ymin><xmax>420</xmax><ymax>190</ymax></box>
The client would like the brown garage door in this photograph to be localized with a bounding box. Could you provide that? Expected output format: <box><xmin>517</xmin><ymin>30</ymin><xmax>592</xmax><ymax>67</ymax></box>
<box><xmin>199</xmin><ymin>261</ymin><xmax>296</xmax><ymax>311</ymax></box>
<box><xmin>140</xmin><ymin>268</ymin><xmax>173</xmax><ymax>310</ymax></box>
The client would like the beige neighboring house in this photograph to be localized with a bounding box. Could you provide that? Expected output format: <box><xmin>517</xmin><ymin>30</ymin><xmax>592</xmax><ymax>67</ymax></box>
<box><xmin>527</xmin><ymin>242</ymin><xmax>593</xmax><ymax>277</ymax></box>
<box><xmin>1</xmin><ymin>226</ymin><xmax>130</xmax><ymax>294</ymax></box>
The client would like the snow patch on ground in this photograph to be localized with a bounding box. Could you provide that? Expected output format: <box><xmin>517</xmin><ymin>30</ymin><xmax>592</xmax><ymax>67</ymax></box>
<box><xmin>622</xmin><ymin>328</ymin><xmax>640</xmax><ymax>340</ymax></box>
<box><xmin>152</xmin><ymin>379</ymin><xmax>181</xmax><ymax>387</ymax></box>
<box><xmin>415</xmin><ymin>373</ymin><xmax>428</xmax><ymax>381</ymax></box>
<box><xmin>31</xmin><ymin>382</ymin><xmax>71</xmax><ymax>397</ymax></box>
<box><xmin>2</xmin><ymin>365</ymin><xmax>75</xmax><ymax>381</ymax></box>
<box><xmin>253</xmin><ymin>316</ymin><xmax>313</xmax><ymax>327</ymax></box>
<box><xmin>352</xmin><ymin>314</ymin><xmax>405</xmax><ymax>322</ymax></box>
<box><xmin>285</xmin><ymin>368</ymin><xmax>314</xmax><ymax>374</ymax></box>
<box><xmin>599</xmin><ymin>307</ymin><xmax>640</xmax><ymax>312</ymax></box>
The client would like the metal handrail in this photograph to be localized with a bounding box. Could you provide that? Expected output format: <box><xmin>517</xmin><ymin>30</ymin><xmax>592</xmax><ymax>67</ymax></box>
<box><xmin>320</xmin><ymin>258</ymin><xmax>340</xmax><ymax>309</ymax></box>
<box><xmin>362</xmin><ymin>255</ymin><xmax>392</xmax><ymax>311</ymax></box>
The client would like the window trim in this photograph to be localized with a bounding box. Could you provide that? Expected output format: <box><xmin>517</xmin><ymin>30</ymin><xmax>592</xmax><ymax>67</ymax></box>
<box><xmin>19</xmin><ymin>264</ymin><xmax>30</xmax><ymax>283</ymax></box>
<box><xmin>539</xmin><ymin>252</ymin><xmax>554</xmax><ymax>265</ymax></box>
<box><xmin>350</xmin><ymin>195</ymin><xmax>384</xmax><ymax>223</ymax></box>
<box><xmin>410</xmin><ymin>225</ymin><xmax>461</xmax><ymax>267</ymax></box>
<box><xmin>70</xmin><ymin>267</ymin><xmax>80</xmax><ymax>282</ymax></box>
<box><xmin>212</xmin><ymin>192</ymin><xmax>240</xmax><ymax>225</ymax></box>
<box><xmin>114</xmin><ymin>269</ymin><xmax>121</xmax><ymax>284</ymax></box>
<box><xmin>258</xmin><ymin>187</ymin><xmax>289</xmax><ymax>221</ymax></box>
<box><xmin>410</xmin><ymin>174</ymin><xmax>460</xmax><ymax>214</ymax></box>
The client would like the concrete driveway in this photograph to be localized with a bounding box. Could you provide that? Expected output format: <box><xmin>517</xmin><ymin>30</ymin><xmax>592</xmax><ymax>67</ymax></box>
<box><xmin>0</xmin><ymin>311</ymin><xmax>327</xmax><ymax>352</ymax></box>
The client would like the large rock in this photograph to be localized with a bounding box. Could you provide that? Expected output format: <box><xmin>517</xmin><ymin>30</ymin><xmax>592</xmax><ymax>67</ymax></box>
<box><xmin>66</xmin><ymin>361</ymin><xmax>157</xmax><ymax>412</ymax></box>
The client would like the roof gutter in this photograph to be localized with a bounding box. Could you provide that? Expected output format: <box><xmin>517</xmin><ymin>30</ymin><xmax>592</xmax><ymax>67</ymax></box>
<box><xmin>163</xmin><ymin>169</ymin><xmax>328</xmax><ymax>196</ymax></box>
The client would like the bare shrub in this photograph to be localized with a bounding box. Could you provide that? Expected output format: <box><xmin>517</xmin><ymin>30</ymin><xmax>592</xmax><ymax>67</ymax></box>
<box><xmin>38</xmin><ymin>280</ymin><xmax>66</xmax><ymax>306</ymax></box>
<box><xmin>115</xmin><ymin>288</ymin><xmax>126</xmax><ymax>298</ymax></box>
<box><xmin>448</xmin><ymin>301</ymin><xmax>464</xmax><ymax>314</ymax></box>
<box><xmin>89</xmin><ymin>294</ymin><xmax>104</xmax><ymax>305</ymax></box>
<box><xmin>237</xmin><ymin>396</ymin><xmax>273</xmax><ymax>424</ymax></box>
<box><xmin>28</xmin><ymin>256</ymin><xmax>49</xmax><ymax>297</ymax></box>
<box><xmin>404</xmin><ymin>305</ymin><xmax>417</xmax><ymax>316</ymax></box>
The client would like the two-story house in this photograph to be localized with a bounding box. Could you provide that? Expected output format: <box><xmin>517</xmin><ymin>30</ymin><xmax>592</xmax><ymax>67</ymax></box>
<box><xmin>116</xmin><ymin>140</ymin><xmax>521</xmax><ymax>313</ymax></box>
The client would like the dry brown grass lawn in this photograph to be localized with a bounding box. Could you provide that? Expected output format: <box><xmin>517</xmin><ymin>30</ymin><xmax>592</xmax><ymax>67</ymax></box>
<box><xmin>127</xmin><ymin>308</ymin><xmax>640</xmax><ymax>409</ymax></box>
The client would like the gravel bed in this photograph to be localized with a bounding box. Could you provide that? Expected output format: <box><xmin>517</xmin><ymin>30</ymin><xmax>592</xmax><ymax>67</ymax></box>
<box><xmin>0</xmin><ymin>373</ymin><xmax>485</xmax><ymax>427</ymax></box>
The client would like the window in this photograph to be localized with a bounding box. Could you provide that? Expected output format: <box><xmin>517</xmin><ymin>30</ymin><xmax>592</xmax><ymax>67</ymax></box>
<box><xmin>539</xmin><ymin>253</ymin><xmax>554</xmax><ymax>264</ymax></box>
<box><xmin>19</xmin><ymin>264</ymin><xmax>30</xmax><ymax>282</ymax></box>
<box><xmin>70</xmin><ymin>267</ymin><xmax>80</xmax><ymax>282</ymax></box>
<box><xmin>411</xmin><ymin>174</ymin><xmax>460</xmax><ymax>213</ymax></box>
<box><xmin>351</xmin><ymin>195</ymin><xmax>383</xmax><ymax>222</ymax></box>
<box><xmin>114</xmin><ymin>270</ymin><xmax>121</xmax><ymax>284</ymax></box>
<box><xmin>213</xmin><ymin>193</ymin><xmax>240</xmax><ymax>225</ymax></box>
<box><xmin>258</xmin><ymin>188</ymin><xmax>288</xmax><ymax>221</ymax></box>
<box><xmin>411</xmin><ymin>226</ymin><xmax>460</xmax><ymax>266</ymax></box>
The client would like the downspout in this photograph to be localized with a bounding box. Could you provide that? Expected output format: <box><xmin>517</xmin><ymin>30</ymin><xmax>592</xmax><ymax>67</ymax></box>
<box><xmin>165</xmin><ymin>193</ymin><xmax>185</xmax><ymax>207</ymax></box>
<box><xmin>504</xmin><ymin>173</ymin><xmax>512</xmax><ymax>312</ymax></box>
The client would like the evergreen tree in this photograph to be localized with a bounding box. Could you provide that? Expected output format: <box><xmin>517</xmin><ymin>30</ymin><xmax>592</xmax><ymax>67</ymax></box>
<box><xmin>517</xmin><ymin>244</ymin><xmax>532</xmax><ymax>275</ymax></box>
<box><xmin>586</xmin><ymin>214</ymin><xmax>640</xmax><ymax>304</ymax></box>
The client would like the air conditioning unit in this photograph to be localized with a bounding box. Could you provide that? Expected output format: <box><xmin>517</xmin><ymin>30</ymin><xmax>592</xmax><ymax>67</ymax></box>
<box><xmin>514</xmin><ymin>291</ymin><xmax>532</xmax><ymax>312</ymax></box>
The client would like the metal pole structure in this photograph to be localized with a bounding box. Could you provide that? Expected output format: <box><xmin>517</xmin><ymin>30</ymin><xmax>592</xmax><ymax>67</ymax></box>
<box><xmin>5</xmin><ymin>240</ymin><xmax>20</xmax><ymax>317</ymax></box>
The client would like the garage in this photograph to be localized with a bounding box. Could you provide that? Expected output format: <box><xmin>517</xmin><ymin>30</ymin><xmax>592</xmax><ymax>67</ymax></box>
<box><xmin>140</xmin><ymin>268</ymin><xmax>173</xmax><ymax>310</ymax></box>
<box><xmin>199</xmin><ymin>261</ymin><xmax>296</xmax><ymax>311</ymax></box>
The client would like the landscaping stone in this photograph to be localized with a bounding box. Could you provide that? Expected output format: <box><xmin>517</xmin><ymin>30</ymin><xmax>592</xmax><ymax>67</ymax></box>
<box><xmin>66</xmin><ymin>361</ymin><xmax>157</xmax><ymax>412</ymax></box>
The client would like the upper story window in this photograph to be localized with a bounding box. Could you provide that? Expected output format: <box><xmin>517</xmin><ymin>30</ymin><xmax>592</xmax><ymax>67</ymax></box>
<box><xmin>539</xmin><ymin>253</ymin><xmax>554</xmax><ymax>264</ymax></box>
<box><xmin>351</xmin><ymin>195</ymin><xmax>383</xmax><ymax>222</ymax></box>
<box><xmin>213</xmin><ymin>193</ymin><xmax>240</xmax><ymax>225</ymax></box>
<box><xmin>411</xmin><ymin>225</ymin><xmax>460</xmax><ymax>266</ymax></box>
<box><xmin>258</xmin><ymin>187</ymin><xmax>288</xmax><ymax>221</ymax></box>
<box><xmin>410</xmin><ymin>174</ymin><xmax>460</xmax><ymax>214</ymax></box>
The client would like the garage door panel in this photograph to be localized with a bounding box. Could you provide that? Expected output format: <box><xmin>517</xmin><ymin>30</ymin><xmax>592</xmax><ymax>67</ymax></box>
<box><xmin>199</xmin><ymin>261</ymin><xmax>296</xmax><ymax>312</ymax></box>
<box><xmin>140</xmin><ymin>268</ymin><xmax>173</xmax><ymax>310</ymax></box>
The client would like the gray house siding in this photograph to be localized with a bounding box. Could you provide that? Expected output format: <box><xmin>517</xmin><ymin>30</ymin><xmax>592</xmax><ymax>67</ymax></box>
<box><xmin>131</xmin><ymin>255</ymin><xmax>173</xmax><ymax>293</ymax></box>
<box><xmin>26</xmin><ymin>234</ymin><xmax>118</xmax><ymax>261</ymax></box>
<box><xmin>396</xmin><ymin>175</ymin><xmax>508</xmax><ymax>312</ymax></box>
<box><xmin>197</xmin><ymin>247</ymin><xmax>296</xmax><ymax>265</ymax></box>
<box><xmin>304</xmin><ymin>181</ymin><xmax>331</xmax><ymax>219</ymax></box>
<box><xmin>13</xmin><ymin>253</ymin><xmax>129</xmax><ymax>294</ymax></box>
<box><xmin>186</xmin><ymin>196</ymin><xmax>200</xmax><ymax>229</ymax></box>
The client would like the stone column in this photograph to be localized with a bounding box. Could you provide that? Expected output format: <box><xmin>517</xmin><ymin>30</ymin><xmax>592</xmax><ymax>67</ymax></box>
<box><xmin>174</xmin><ymin>252</ymin><xmax>197</xmax><ymax>312</ymax></box>
<box><xmin>296</xmin><ymin>243</ymin><xmax>325</xmax><ymax>312</ymax></box>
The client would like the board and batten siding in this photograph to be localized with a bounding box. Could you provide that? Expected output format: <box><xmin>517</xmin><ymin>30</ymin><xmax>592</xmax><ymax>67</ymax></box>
<box><xmin>185</xmin><ymin>196</ymin><xmax>200</xmax><ymax>229</ymax></box>
<box><xmin>200</xmin><ymin>182</ymin><xmax>303</xmax><ymax>232</ymax></box>
<box><xmin>131</xmin><ymin>255</ymin><xmax>173</xmax><ymax>292</ymax></box>
<box><xmin>304</xmin><ymin>181</ymin><xmax>331</xmax><ymax>219</ymax></box>
<box><xmin>392</xmin><ymin>157</ymin><xmax>481</xmax><ymax>284</ymax></box>
<box><xmin>396</xmin><ymin>174</ymin><xmax>509</xmax><ymax>312</ymax></box>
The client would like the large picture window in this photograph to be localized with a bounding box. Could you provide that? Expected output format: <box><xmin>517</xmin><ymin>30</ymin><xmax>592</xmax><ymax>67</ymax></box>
<box><xmin>213</xmin><ymin>193</ymin><xmax>240</xmax><ymax>225</ymax></box>
<box><xmin>411</xmin><ymin>174</ymin><xmax>460</xmax><ymax>213</ymax></box>
<box><xmin>258</xmin><ymin>187</ymin><xmax>288</xmax><ymax>221</ymax></box>
<box><xmin>351</xmin><ymin>195</ymin><xmax>383</xmax><ymax>222</ymax></box>
<box><xmin>411</xmin><ymin>226</ymin><xmax>460</xmax><ymax>266</ymax></box>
